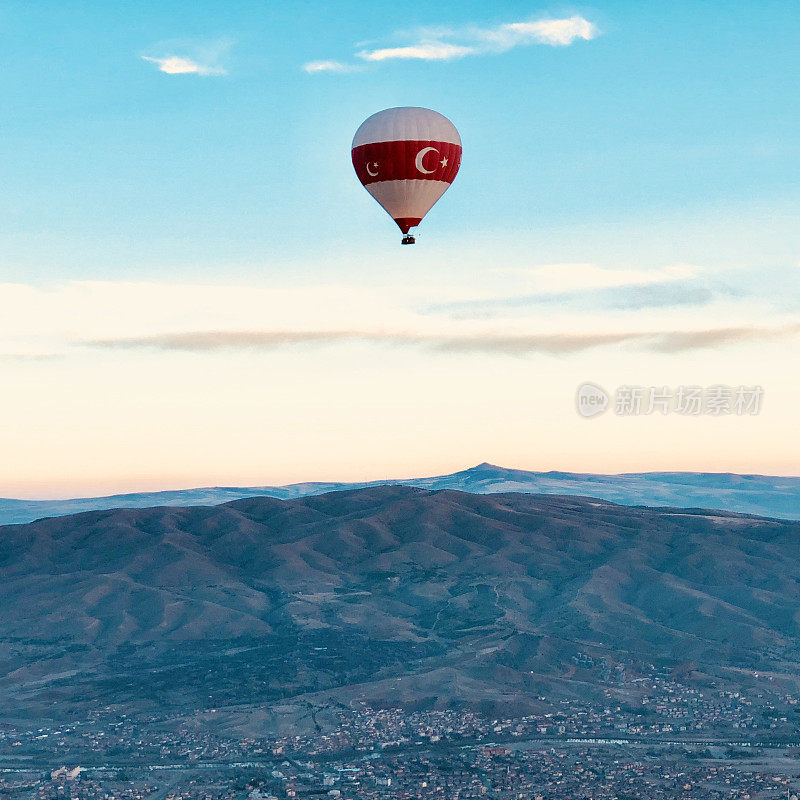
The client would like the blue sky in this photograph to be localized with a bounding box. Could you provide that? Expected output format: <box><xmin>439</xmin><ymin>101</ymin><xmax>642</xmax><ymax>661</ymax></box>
<box><xmin>3</xmin><ymin>0</ymin><xmax>798</xmax><ymax>276</ymax></box>
<box><xmin>0</xmin><ymin>2</ymin><xmax>798</xmax><ymax>495</ymax></box>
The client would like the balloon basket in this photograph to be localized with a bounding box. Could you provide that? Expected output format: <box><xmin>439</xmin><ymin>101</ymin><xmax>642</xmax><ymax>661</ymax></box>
<box><xmin>401</xmin><ymin>235</ymin><xmax>416</xmax><ymax>245</ymax></box>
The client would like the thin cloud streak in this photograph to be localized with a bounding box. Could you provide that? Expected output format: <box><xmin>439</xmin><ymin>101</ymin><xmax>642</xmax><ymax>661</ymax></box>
<box><xmin>302</xmin><ymin>60</ymin><xmax>362</xmax><ymax>74</ymax></box>
<box><xmin>142</xmin><ymin>55</ymin><xmax>226</xmax><ymax>76</ymax></box>
<box><xmin>0</xmin><ymin>353</ymin><xmax>61</xmax><ymax>362</ymax></box>
<box><xmin>608</xmin><ymin>283</ymin><xmax>717</xmax><ymax>311</ymax></box>
<box><xmin>88</xmin><ymin>329</ymin><xmax>636</xmax><ymax>355</ymax></box>
<box><xmin>358</xmin><ymin>42</ymin><xmax>476</xmax><ymax>62</ymax></box>
<box><xmin>92</xmin><ymin>331</ymin><xmax>361</xmax><ymax>351</ymax></box>
<box><xmin>650</xmin><ymin>324</ymin><xmax>800</xmax><ymax>353</ymax></box>
<box><xmin>429</xmin><ymin>280</ymin><xmax>720</xmax><ymax>318</ymax></box>
<box><xmin>141</xmin><ymin>39</ymin><xmax>232</xmax><ymax>76</ymax></box>
<box><xmin>472</xmin><ymin>17</ymin><xmax>599</xmax><ymax>49</ymax></box>
<box><xmin>310</xmin><ymin>14</ymin><xmax>598</xmax><ymax>70</ymax></box>
<box><xmin>85</xmin><ymin>323</ymin><xmax>799</xmax><ymax>356</ymax></box>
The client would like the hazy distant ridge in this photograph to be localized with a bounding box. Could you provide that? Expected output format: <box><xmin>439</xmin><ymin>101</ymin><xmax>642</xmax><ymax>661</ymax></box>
<box><xmin>1</xmin><ymin>462</ymin><xmax>799</xmax><ymax>524</ymax></box>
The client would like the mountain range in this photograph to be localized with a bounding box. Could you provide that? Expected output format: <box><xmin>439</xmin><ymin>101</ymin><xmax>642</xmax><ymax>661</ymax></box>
<box><xmin>1</xmin><ymin>462</ymin><xmax>799</xmax><ymax>525</ymax></box>
<box><xmin>1</xmin><ymin>486</ymin><xmax>799</xmax><ymax>729</ymax></box>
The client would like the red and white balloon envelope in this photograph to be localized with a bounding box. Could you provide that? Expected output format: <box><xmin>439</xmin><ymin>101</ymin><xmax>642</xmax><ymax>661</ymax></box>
<box><xmin>352</xmin><ymin>107</ymin><xmax>462</xmax><ymax>244</ymax></box>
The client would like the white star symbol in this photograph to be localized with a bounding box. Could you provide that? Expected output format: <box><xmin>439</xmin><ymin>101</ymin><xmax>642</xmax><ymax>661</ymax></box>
<box><xmin>440</xmin><ymin>156</ymin><xmax>448</xmax><ymax>167</ymax></box>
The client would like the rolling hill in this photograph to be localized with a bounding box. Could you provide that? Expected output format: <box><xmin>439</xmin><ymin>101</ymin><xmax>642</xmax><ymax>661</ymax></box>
<box><xmin>1</xmin><ymin>486</ymin><xmax>799</xmax><ymax>727</ymax></box>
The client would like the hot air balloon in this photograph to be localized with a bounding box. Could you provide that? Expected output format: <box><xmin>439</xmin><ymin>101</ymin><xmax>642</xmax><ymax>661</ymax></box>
<box><xmin>352</xmin><ymin>107</ymin><xmax>462</xmax><ymax>244</ymax></box>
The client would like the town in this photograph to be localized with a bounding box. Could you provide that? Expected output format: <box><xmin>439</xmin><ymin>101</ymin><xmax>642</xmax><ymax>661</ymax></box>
<box><xmin>3</xmin><ymin>669</ymin><xmax>800</xmax><ymax>800</ymax></box>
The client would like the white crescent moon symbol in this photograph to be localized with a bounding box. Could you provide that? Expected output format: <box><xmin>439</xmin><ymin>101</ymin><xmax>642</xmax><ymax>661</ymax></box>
<box><xmin>415</xmin><ymin>147</ymin><xmax>438</xmax><ymax>174</ymax></box>
<box><xmin>366</xmin><ymin>162</ymin><xmax>379</xmax><ymax>177</ymax></box>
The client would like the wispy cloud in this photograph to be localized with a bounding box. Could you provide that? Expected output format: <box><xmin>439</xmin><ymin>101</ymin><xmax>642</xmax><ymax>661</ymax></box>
<box><xmin>5</xmin><ymin>277</ymin><xmax>795</xmax><ymax>362</ymax></box>
<box><xmin>426</xmin><ymin>265</ymin><xmax>728</xmax><ymax>319</ymax></box>
<box><xmin>85</xmin><ymin>328</ymin><xmax>639</xmax><ymax>355</ymax></box>
<box><xmin>92</xmin><ymin>330</ymin><xmax>361</xmax><ymax>351</ymax></box>
<box><xmin>85</xmin><ymin>323</ymin><xmax>800</xmax><ymax>357</ymax></box>
<box><xmin>358</xmin><ymin>42</ymin><xmax>477</xmax><ymax>63</ymax></box>
<box><xmin>501</xmin><ymin>263</ymin><xmax>701</xmax><ymax>293</ymax></box>
<box><xmin>475</xmin><ymin>17</ymin><xmax>599</xmax><ymax>49</ymax></box>
<box><xmin>431</xmin><ymin>280</ymin><xmax>722</xmax><ymax>318</ymax></box>
<box><xmin>142</xmin><ymin>55</ymin><xmax>226</xmax><ymax>76</ymax></box>
<box><xmin>650</xmin><ymin>324</ymin><xmax>800</xmax><ymax>353</ymax></box>
<box><xmin>302</xmin><ymin>59</ymin><xmax>362</xmax><ymax>74</ymax></box>
<box><xmin>141</xmin><ymin>39</ymin><xmax>231</xmax><ymax>76</ymax></box>
<box><xmin>606</xmin><ymin>282</ymin><xmax>719</xmax><ymax>311</ymax></box>
<box><xmin>0</xmin><ymin>353</ymin><xmax>60</xmax><ymax>361</ymax></box>
<box><xmin>307</xmin><ymin>14</ymin><xmax>598</xmax><ymax>72</ymax></box>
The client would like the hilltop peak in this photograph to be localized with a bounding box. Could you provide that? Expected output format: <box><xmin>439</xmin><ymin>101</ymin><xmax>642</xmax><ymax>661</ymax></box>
<box><xmin>468</xmin><ymin>462</ymin><xmax>503</xmax><ymax>472</ymax></box>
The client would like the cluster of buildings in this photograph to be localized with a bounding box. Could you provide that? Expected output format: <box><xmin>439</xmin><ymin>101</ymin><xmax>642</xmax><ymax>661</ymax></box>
<box><xmin>5</xmin><ymin>743</ymin><xmax>799</xmax><ymax>800</ymax></box>
<box><xmin>1</xmin><ymin>671</ymin><xmax>799</xmax><ymax>800</ymax></box>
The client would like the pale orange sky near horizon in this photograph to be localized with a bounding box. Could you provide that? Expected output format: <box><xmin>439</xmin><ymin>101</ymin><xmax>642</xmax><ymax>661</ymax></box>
<box><xmin>2</xmin><ymin>256</ymin><xmax>798</xmax><ymax>500</ymax></box>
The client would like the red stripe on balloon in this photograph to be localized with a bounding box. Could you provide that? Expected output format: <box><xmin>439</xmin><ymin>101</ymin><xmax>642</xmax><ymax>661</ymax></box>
<box><xmin>394</xmin><ymin>217</ymin><xmax>423</xmax><ymax>234</ymax></box>
<box><xmin>352</xmin><ymin>140</ymin><xmax>462</xmax><ymax>186</ymax></box>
